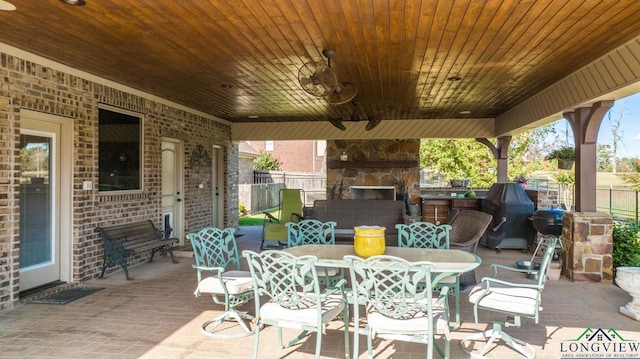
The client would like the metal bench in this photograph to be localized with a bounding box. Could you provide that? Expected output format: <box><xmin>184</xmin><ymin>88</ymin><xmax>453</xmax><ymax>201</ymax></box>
<box><xmin>96</xmin><ymin>220</ymin><xmax>179</xmax><ymax>280</ymax></box>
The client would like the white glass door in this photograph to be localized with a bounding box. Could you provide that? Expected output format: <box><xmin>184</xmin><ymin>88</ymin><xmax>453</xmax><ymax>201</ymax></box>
<box><xmin>19</xmin><ymin>122</ymin><xmax>60</xmax><ymax>290</ymax></box>
<box><xmin>162</xmin><ymin>138</ymin><xmax>184</xmax><ymax>244</ymax></box>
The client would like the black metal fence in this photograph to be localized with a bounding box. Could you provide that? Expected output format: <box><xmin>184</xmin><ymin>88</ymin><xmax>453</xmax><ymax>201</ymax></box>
<box><xmin>596</xmin><ymin>187</ymin><xmax>640</xmax><ymax>224</ymax></box>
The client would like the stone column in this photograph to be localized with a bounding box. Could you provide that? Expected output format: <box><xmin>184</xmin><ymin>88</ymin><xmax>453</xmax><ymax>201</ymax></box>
<box><xmin>562</xmin><ymin>212</ymin><xmax>613</xmax><ymax>283</ymax></box>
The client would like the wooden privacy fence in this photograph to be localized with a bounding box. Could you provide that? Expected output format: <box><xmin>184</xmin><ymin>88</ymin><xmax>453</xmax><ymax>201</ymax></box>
<box><xmin>240</xmin><ymin>171</ymin><xmax>327</xmax><ymax>214</ymax></box>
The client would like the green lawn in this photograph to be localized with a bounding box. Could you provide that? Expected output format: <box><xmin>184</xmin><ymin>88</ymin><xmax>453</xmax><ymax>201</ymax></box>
<box><xmin>239</xmin><ymin>209</ymin><xmax>278</xmax><ymax>226</ymax></box>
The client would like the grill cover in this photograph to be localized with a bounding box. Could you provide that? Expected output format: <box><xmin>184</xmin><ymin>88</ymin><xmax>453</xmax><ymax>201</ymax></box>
<box><xmin>481</xmin><ymin>183</ymin><xmax>535</xmax><ymax>249</ymax></box>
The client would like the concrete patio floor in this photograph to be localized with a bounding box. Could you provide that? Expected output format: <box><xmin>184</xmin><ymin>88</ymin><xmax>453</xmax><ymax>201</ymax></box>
<box><xmin>2</xmin><ymin>225</ymin><xmax>639</xmax><ymax>359</ymax></box>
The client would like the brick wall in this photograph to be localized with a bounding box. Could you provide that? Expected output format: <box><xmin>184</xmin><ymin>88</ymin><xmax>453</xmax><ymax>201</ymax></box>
<box><xmin>0</xmin><ymin>51</ymin><xmax>237</xmax><ymax>310</ymax></box>
<box><xmin>250</xmin><ymin>140</ymin><xmax>325</xmax><ymax>173</ymax></box>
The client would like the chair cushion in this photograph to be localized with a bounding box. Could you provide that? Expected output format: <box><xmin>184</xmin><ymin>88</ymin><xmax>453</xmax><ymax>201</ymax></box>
<box><xmin>468</xmin><ymin>285</ymin><xmax>539</xmax><ymax>317</ymax></box>
<box><xmin>366</xmin><ymin>301</ymin><xmax>449</xmax><ymax>335</ymax></box>
<box><xmin>196</xmin><ymin>270</ymin><xmax>253</xmax><ymax>295</ymax></box>
<box><xmin>260</xmin><ymin>293</ymin><xmax>345</xmax><ymax>327</ymax></box>
<box><xmin>316</xmin><ymin>266</ymin><xmax>340</xmax><ymax>277</ymax></box>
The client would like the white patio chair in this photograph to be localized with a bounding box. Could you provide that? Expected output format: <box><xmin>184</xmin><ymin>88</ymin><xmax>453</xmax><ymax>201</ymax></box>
<box><xmin>344</xmin><ymin>254</ymin><xmax>451</xmax><ymax>359</ymax></box>
<box><xmin>242</xmin><ymin>249</ymin><xmax>350</xmax><ymax>359</ymax></box>
<box><xmin>396</xmin><ymin>222</ymin><xmax>462</xmax><ymax>328</ymax></box>
<box><xmin>286</xmin><ymin>219</ymin><xmax>343</xmax><ymax>286</ymax></box>
<box><xmin>461</xmin><ymin>236</ymin><xmax>559</xmax><ymax>358</ymax></box>
<box><xmin>187</xmin><ymin>227</ymin><xmax>256</xmax><ymax>338</ymax></box>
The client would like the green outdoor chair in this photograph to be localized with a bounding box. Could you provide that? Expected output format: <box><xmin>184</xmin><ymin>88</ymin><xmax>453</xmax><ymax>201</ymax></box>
<box><xmin>187</xmin><ymin>227</ymin><xmax>256</xmax><ymax>338</ymax></box>
<box><xmin>261</xmin><ymin>188</ymin><xmax>305</xmax><ymax>249</ymax></box>
<box><xmin>461</xmin><ymin>236</ymin><xmax>559</xmax><ymax>358</ymax></box>
<box><xmin>396</xmin><ymin>222</ymin><xmax>461</xmax><ymax>328</ymax></box>
<box><xmin>286</xmin><ymin>219</ymin><xmax>343</xmax><ymax>286</ymax></box>
<box><xmin>242</xmin><ymin>250</ymin><xmax>350</xmax><ymax>359</ymax></box>
<box><xmin>344</xmin><ymin>254</ymin><xmax>451</xmax><ymax>359</ymax></box>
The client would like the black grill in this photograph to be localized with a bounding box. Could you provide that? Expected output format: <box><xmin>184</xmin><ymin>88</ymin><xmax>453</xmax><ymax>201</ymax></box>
<box><xmin>531</xmin><ymin>208</ymin><xmax>565</xmax><ymax>236</ymax></box>
<box><xmin>481</xmin><ymin>183</ymin><xmax>536</xmax><ymax>250</ymax></box>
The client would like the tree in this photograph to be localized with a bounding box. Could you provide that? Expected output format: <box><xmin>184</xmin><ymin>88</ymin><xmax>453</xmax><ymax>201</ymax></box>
<box><xmin>420</xmin><ymin>139</ymin><xmax>496</xmax><ymax>187</ymax></box>
<box><xmin>253</xmin><ymin>152</ymin><xmax>282</xmax><ymax>170</ymax></box>
<box><xmin>419</xmin><ymin>125</ymin><xmax>557</xmax><ymax>188</ymax></box>
<box><xmin>554</xmin><ymin>171</ymin><xmax>575</xmax><ymax>210</ymax></box>
<box><xmin>608</xmin><ymin>101</ymin><xmax>626</xmax><ymax>174</ymax></box>
<box><xmin>597</xmin><ymin>144</ymin><xmax>613</xmax><ymax>171</ymax></box>
<box><xmin>619</xmin><ymin>159</ymin><xmax>640</xmax><ymax>190</ymax></box>
<box><xmin>20</xmin><ymin>144</ymin><xmax>49</xmax><ymax>176</ymax></box>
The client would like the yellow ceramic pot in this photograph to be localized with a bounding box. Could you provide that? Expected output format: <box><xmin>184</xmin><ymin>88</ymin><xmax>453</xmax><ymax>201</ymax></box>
<box><xmin>354</xmin><ymin>225</ymin><xmax>386</xmax><ymax>258</ymax></box>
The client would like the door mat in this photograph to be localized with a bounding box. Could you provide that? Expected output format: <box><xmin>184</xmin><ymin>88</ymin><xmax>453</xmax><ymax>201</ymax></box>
<box><xmin>28</xmin><ymin>287</ymin><xmax>105</xmax><ymax>305</ymax></box>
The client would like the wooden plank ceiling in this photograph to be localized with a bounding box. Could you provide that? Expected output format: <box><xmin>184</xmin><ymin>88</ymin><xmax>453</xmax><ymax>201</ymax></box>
<box><xmin>1</xmin><ymin>0</ymin><xmax>640</xmax><ymax>134</ymax></box>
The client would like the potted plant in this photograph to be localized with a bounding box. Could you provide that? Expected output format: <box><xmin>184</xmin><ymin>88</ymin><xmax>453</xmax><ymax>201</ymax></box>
<box><xmin>613</xmin><ymin>222</ymin><xmax>640</xmax><ymax>320</ymax></box>
<box><xmin>546</xmin><ymin>146</ymin><xmax>575</xmax><ymax>170</ymax></box>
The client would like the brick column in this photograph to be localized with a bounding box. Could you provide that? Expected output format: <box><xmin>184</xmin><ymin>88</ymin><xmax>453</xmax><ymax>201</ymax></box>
<box><xmin>562</xmin><ymin>212</ymin><xmax>613</xmax><ymax>283</ymax></box>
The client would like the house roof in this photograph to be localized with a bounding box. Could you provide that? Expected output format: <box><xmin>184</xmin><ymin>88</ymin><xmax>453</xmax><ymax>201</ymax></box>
<box><xmin>1</xmin><ymin>0</ymin><xmax>640</xmax><ymax>140</ymax></box>
<box><xmin>238</xmin><ymin>141</ymin><xmax>260</xmax><ymax>158</ymax></box>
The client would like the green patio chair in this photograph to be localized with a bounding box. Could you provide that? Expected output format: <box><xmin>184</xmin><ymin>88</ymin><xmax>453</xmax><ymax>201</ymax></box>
<box><xmin>286</xmin><ymin>219</ymin><xmax>343</xmax><ymax>287</ymax></box>
<box><xmin>461</xmin><ymin>236</ymin><xmax>559</xmax><ymax>358</ymax></box>
<box><xmin>344</xmin><ymin>254</ymin><xmax>451</xmax><ymax>359</ymax></box>
<box><xmin>187</xmin><ymin>227</ymin><xmax>256</xmax><ymax>338</ymax></box>
<box><xmin>242</xmin><ymin>250</ymin><xmax>350</xmax><ymax>359</ymax></box>
<box><xmin>261</xmin><ymin>188</ymin><xmax>305</xmax><ymax>249</ymax></box>
<box><xmin>396</xmin><ymin>222</ymin><xmax>461</xmax><ymax>328</ymax></box>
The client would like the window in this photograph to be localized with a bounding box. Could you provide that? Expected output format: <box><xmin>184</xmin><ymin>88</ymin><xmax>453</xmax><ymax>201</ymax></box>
<box><xmin>98</xmin><ymin>107</ymin><xmax>142</xmax><ymax>192</ymax></box>
<box><xmin>265</xmin><ymin>141</ymin><xmax>274</xmax><ymax>151</ymax></box>
<box><xmin>316</xmin><ymin>140</ymin><xmax>326</xmax><ymax>156</ymax></box>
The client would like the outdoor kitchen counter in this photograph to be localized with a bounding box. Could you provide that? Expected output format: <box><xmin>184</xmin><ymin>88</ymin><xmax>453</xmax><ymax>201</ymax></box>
<box><xmin>420</xmin><ymin>196</ymin><xmax>484</xmax><ymax>224</ymax></box>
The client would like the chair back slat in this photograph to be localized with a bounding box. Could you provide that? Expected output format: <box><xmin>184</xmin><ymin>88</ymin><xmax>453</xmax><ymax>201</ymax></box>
<box><xmin>396</xmin><ymin>222</ymin><xmax>451</xmax><ymax>249</ymax></box>
<box><xmin>345</xmin><ymin>255</ymin><xmax>436</xmax><ymax>317</ymax></box>
<box><xmin>243</xmin><ymin>250</ymin><xmax>321</xmax><ymax>308</ymax></box>
<box><xmin>537</xmin><ymin>236</ymin><xmax>560</xmax><ymax>286</ymax></box>
<box><xmin>286</xmin><ymin>219</ymin><xmax>336</xmax><ymax>247</ymax></box>
<box><xmin>187</xmin><ymin>227</ymin><xmax>240</xmax><ymax>271</ymax></box>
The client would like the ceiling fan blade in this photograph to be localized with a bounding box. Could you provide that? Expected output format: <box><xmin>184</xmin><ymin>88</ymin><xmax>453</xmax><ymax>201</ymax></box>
<box><xmin>366</xmin><ymin>114</ymin><xmax>382</xmax><ymax>131</ymax></box>
<box><xmin>328</xmin><ymin>117</ymin><xmax>346</xmax><ymax>131</ymax></box>
<box><xmin>300</xmin><ymin>76</ymin><xmax>314</xmax><ymax>86</ymax></box>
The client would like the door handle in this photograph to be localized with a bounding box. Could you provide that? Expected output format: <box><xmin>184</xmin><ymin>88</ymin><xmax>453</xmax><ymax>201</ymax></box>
<box><xmin>177</xmin><ymin>198</ymin><xmax>182</xmax><ymax>202</ymax></box>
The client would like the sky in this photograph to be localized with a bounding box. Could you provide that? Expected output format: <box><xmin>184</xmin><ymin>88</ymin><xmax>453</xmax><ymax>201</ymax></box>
<box><xmin>551</xmin><ymin>92</ymin><xmax>640</xmax><ymax>159</ymax></box>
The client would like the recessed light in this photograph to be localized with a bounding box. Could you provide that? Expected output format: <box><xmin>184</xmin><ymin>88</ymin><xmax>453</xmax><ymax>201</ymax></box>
<box><xmin>447</xmin><ymin>76</ymin><xmax>462</xmax><ymax>82</ymax></box>
<box><xmin>60</xmin><ymin>0</ymin><xmax>86</xmax><ymax>5</ymax></box>
<box><xmin>0</xmin><ymin>1</ymin><xmax>16</xmax><ymax>11</ymax></box>
<box><xmin>459</xmin><ymin>110</ymin><xmax>471</xmax><ymax>115</ymax></box>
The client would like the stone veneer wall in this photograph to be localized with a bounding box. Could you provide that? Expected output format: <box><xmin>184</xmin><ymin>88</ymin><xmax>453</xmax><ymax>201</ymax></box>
<box><xmin>562</xmin><ymin>212</ymin><xmax>614</xmax><ymax>283</ymax></box>
<box><xmin>326</xmin><ymin>139</ymin><xmax>421</xmax><ymax>203</ymax></box>
<box><xmin>0</xmin><ymin>51</ymin><xmax>238</xmax><ymax>310</ymax></box>
<box><xmin>525</xmin><ymin>189</ymin><xmax>559</xmax><ymax>210</ymax></box>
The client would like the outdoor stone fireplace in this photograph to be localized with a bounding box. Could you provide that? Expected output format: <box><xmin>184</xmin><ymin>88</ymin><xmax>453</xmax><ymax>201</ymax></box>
<box><xmin>326</xmin><ymin>139</ymin><xmax>421</xmax><ymax>203</ymax></box>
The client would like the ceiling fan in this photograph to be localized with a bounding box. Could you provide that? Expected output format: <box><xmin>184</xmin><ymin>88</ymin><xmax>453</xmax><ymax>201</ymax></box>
<box><xmin>321</xmin><ymin>50</ymin><xmax>358</xmax><ymax>105</ymax></box>
<box><xmin>298</xmin><ymin>58</ymin><xmax>337</xmax><ymax>97</ymax></box>
<box><xmin>328</xmin><ymin>101</ymin><xmax>382</xmax><ymax>131</ymax></box>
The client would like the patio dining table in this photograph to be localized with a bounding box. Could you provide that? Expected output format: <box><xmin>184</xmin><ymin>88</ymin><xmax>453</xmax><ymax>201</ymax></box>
<box><xmin>281</xmin><ymin>244</ymin><xmax>481</xmax><ymax>285</ymax></box>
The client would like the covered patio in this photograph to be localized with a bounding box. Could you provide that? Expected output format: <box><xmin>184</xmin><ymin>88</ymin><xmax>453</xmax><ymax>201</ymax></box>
<box><xmin>0</xmin><ymin>0</ymin><xmax>639</xmax><ymax>337</ymax></box>
<box><xmin>2</xmin><ymin>226</ymin><xmax>636</xmax><ymax>359</ymax></box>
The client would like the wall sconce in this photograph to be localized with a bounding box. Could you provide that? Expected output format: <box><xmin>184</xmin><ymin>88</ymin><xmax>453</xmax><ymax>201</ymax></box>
<box><xmin>340</xmin><ymin>151</ymin><xmax>348</xmax><ymax>161</ymax></box>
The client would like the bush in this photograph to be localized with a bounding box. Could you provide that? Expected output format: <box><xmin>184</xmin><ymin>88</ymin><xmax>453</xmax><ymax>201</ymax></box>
<box><xmin>253</xmin><ymin>152</ymin><xmax>282</xmax><ymax>170</ymax></box>
<box><xmin>613</xmin><ymin>222</ymin><xmax>640</xmax><ymax>269</ymax></box>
